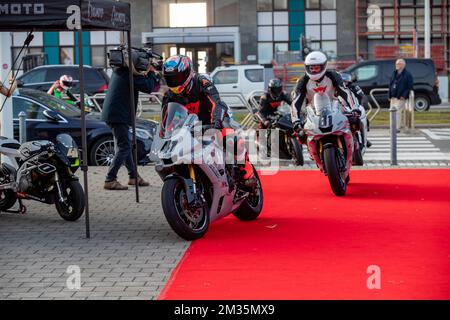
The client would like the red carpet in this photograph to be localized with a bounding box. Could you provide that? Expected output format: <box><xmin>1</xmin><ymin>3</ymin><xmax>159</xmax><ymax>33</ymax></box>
<box><xmin>159</xmin><ymin>169</ymin><xmax>450</xmax><ymax>300</ymax></box>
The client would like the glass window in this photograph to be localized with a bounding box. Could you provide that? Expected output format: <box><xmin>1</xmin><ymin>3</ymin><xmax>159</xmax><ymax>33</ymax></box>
<box><xmin>273</xmin><ymin>11</ymin><xmax>289</xmax><ymax>25</ymax></box>
<box><xmin>60</xmin><ymin>47</ymin><xmax>74</xmax><ymax>65</ymax></box>
<box><xmin>153</xmin><ymin>0</ymin><xmax>213</xmax><ymax>27</ymax></box>
<box><xmin>258</xmin><ymin>42</ymin><xmax>274</xmax><ymax>64</ymax></box>
<box><xmin>258</xmin><ymin>26</ymin><xmax>273</xmax><ymax>41</ymax></box>
<box><xmin>257</xmin><ymin>0</ymin><xmax>273</xmax><ymax>11</ymax></box>
<box><xmin>20</xmin><ymin>69</ymin><xmax>46</xmax><ymax>83</ymax></box>
<box><xmin>274</xmin><ymin>0</ymin><xmax>288</xmax><ymax>10</ymax></box>
<box><xmin>321</xmin><ymin>0</ymin><xmax>336</xmax><ymax>9</ymax></box>
<box><xmin>258</xmin><ymin>12</ymin><xmax>273</xmax><ymax>25</ymax></box>
<box><xmin>91</xmin><ymin>46</ymin><xmax>106</xmax><ymax>68</ymax></box>
<box><xmin>85</xmin><ymin>68</ymin><xmax>105</xmax><ymax>83</ymax></box>
<box><xmin>305</xmin><ymin>25</ymin><xmax>321</xmax><ymax>40</ymax></box>
<box><xmin>12</xmin><ymin>97</ymin><xmax>46</xmax><ymax>120</ymax></box>
<box><xmin>274</xmin><ymin>26</ymin><xmax>289</xmax><ymax>41</ymax></box>
<box><xmin>214</xmin><ymin>0</ymin><xmax>239</xmax><ymax>25</ymax></box>
<box><xmin>245</xmin><ymin>69</ymin><xmax>264</xmax><ymax>82</ymax></box>
<box><xmin>20</xmin><ymin>91</ymin><xmax>81</xmax><ymax>118</ymax></box>
<box><xmin>170</xmin><ymin>3</ymin><xmax>207</xmax><ymax>27</ymax></box>
<box><xmin>321</xmin><ymin>25</ymin><xmax>336</xmax><ymax>40</ymax></box>
<box><xmin>213</xmin><ymin>70</ymin><xmax>238</xmax><ymax>84</ymax></box>
<box><xmin>275</xmin><ymin>42</ymin><xmax>289</xmax><ymax>52</ymax></box>
<box><xmin>321</xmin><ymin>10</ymin><xmax>336</xmax><ymax>24</ymax></box>
<box><xmin>306</xmin><ymin>0</ymin><xmax>320</xmax><ymax>9</ymax></box>
<box><xmin>46</xmin><ymin>68</ymin><xmax>72</xmax><ymax>82</ymax></box>
<box><xmin>355</xmin><ymin>65</ymin><xmax>378</xmax><ymax>81</ymax></box>
<box><xmin>305</xmin><ymin>11</ymin><xmax>320</xmax><ymax>24</ymax></box>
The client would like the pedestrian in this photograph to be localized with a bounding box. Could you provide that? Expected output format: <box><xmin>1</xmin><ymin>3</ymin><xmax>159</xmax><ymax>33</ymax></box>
<box><xmin>0</xmin><ymin>72</ymin><xmax>17</xmax><ymax>98</ymax></box>
<box><xmin>388</xmin><ymin>58</ymin><xmax>413</xmax><ymax>132</ymax></box>
<box><xmin>0</xmin><ymin>72</ymin><xmax>17</xmax><ymax>131</ymax></box>
<box><xmin>101</xmin><ymin>49</ymin><xmax>160</xmax><ymax>190</ymax></box>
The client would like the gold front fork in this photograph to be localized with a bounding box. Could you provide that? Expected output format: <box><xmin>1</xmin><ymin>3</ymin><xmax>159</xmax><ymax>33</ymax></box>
<box><xmin>188</xmin><ymin>165</ymin><xmax>196</xmax><ymax>182</ymax></box>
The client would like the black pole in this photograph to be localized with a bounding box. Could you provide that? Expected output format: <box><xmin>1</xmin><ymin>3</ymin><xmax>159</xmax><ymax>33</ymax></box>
<box><xmin>127</xmin><ymin>31</ymin><xmax>139</xmax><ymax>203</ymax></box>
<box><xmin>78</xmin><ymin>30</ymin><xmax>91</xmax><ymax>238</ymax></box>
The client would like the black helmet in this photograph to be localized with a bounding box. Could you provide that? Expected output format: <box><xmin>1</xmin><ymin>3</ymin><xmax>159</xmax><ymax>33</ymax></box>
<box><xmin>268</xmin><ymin>78</ymin><xmax>283</xmax><ymax>100</ymax></box>
<box><xmin>162</xmin><ymin>55</ymin><xmax>194</xmax><ymax>94</ymax></box>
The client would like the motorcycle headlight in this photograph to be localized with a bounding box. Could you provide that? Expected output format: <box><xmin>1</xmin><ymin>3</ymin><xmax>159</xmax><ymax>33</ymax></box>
<box><xmin>67</xmin><ymin>147</ymin><xmax>79</xmax><ymax>158</ymax></box>
<box><xmin>130</xmin><ymin>128</ymin><xmax>152</xmax><ymax>140</ymax></box>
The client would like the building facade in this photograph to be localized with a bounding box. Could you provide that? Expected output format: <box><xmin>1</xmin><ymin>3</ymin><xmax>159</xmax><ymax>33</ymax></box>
<box><xmin>10</xmin><ymin>0</ymin><xmax>449</xmax><ymax>75</ymax></box>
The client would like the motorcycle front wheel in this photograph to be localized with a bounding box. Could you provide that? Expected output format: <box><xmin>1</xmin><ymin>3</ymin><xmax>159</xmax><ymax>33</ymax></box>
<box><xmin>54</xmin><ymin>180</ymin><xmax>85</xmax><ymax>221</ymax></box>
<box><xmin>161</xmin><ymin>178</ymin><xmax>209</xmax><ymax>241</ymax></box>
<box><xmin>323</xmin><ymin>146</ymin><xmax>347</xmax><ymax>197</ymax></box>
<box><xmin>289</xmin><ymin>137</ymin><xmax>304</xmax><ymax>166</ymax></box>
<box><xmin>233</xmin><ymin>166</ymin><xmax>264</xmax><ymax>221</ymax></box>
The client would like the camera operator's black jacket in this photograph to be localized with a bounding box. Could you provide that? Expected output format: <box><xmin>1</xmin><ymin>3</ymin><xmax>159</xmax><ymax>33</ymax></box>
<box><xmin>101</xmin><ymin>67</ymin><xmax>159</xmax><ymax>126</ymax></box>
<box><xmin>162</xmin><ymin>73</ymin><xmax>229</xmax><ymax>125</ymax></box>
<box><xmin>259</xmin><ymin>92</ymin><xmax>292</xmax><ymax>120</ymax></box>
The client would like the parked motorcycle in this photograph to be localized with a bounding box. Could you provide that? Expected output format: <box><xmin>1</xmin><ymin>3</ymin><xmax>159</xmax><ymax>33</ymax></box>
<box><xmin>350</xmin><ymin>98</ymin><xmax>368</xmax><ymax>166</ymax></box>
<box><xmin>259</xmin><ymin>111</ymin><xmax>304</xmax><ymax>166</ymax></box>
<box><xmin>152</xmin><ymin>102</ymin><xmax>264</xmax><ymax>240</ymax></box>
<box><xmin>0</xmin><ymin>134</ymin><xmax>85</xmax><ymax>220</ymax></box>
<box><xmin>304</xmin><ymin>93</ymin><xmax>354</xmax><ymax>196</ymax></box>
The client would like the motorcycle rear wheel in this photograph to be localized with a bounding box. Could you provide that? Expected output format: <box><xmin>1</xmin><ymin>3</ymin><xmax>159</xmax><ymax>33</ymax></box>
<box><xmin>0</xmin><ymin>190</ymin><xmax>17</xmax><ymax>211</ymax></box>
<box><xmin>161</xmin><ymin>178</ymin><xmax>209</xmax><ymax>240</ymax></box>
<box><xmin>55</xmin><ymin>180</ymin><xmax>85</xmax><ymax>221</ymax></box>
<box><xmin>324</xmin><ymin>146</ymin><xmax>347</xmax><ymax>197</ymax></box>
<box><xmin>233</xmin><ymin>166</ymin><xmax>264</xmax><ymax>221</ymax></box>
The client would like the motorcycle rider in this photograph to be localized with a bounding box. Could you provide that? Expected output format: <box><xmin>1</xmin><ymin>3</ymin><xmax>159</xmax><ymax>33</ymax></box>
<box><xmin>47</xmin><ymin>75</ymin><xmax>77</xmax><ymax>105</ymax></box>
<box><xmin>161</xmin><ymin>55</ymin><xmax>256</xmax><ymax>189</ymax></box>
<box><xmin>47</xmin><ymin>75</ymin><xmax>93</xmax><ymax>112</ymax></box>
<box><xmin>291</xmin><ymin>51</ymin><xmax>361</xmax><ymax>140</ymax></box>
<box><xmin>258</xmin><ymin>78</ymin><xmax>292</xmax><ymax>128</ymax></box>
<box><xmin>340</xmin><ymin>72</ymin><xmax>372</xmax><ymax>147</ymax></box>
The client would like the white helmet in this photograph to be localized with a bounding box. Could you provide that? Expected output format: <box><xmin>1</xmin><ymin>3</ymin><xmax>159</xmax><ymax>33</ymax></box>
<box><xmin>304</xmin><ymin>51</ymin><xmax>327</xmax><ymax>81</ymax></box>
<box><xmin>59</xmin><ymin>75</ymin><xmax>73</xmax><ymax>90</ymax></box>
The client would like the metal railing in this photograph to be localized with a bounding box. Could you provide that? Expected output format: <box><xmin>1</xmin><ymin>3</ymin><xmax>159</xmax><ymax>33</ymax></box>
<box><xmin>370</xmin><ymin>88</ymin><xmax>416</xmax><ymax>165</ymax></box>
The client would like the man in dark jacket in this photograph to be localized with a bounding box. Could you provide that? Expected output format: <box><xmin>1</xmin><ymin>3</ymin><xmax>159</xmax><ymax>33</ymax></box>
<box><xmin>102</xmin><ymin>51</ymin><xmax>160</xmax><ymax>190</ymax></box>
<box><xmin>388</xmin><ymin>58</ymin><xmax>414</xmax><ymax>131</ymax></box>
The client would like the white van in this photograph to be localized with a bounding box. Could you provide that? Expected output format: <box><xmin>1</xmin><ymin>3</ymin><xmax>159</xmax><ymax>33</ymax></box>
<box><xmin>209</xmin><ymin>65</ymin><xmax>265</xmax><ymax>109</ymax></box>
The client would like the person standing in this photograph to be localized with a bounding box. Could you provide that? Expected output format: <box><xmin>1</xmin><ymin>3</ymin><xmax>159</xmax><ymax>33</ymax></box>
<box><xmin>0</xmin><ymin>72</ymin><xmax>17</xmax><ymax>98</ymax></box>
<box><xmin>102</xmin><ymin>49</ymin><xmax>160</xmax><ymax>190</ymax></box>
<box><xmin>388</xmin><ymin>59</ymin><xmax>414</xmax><ymax>132</ymax></box>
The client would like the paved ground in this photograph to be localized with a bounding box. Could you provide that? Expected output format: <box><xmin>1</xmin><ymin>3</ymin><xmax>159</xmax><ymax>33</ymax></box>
<box><xmin>1</xmin><ymin>128</ymin><xmax>449</xmax><ymax>300</ymax></box>
<box><xmin>0</xmin><ymin>167</ymin><xmax>189</xmax><ymax>300</ymax></box>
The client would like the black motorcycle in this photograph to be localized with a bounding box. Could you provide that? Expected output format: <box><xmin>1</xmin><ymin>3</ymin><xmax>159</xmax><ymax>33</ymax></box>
<box><xmin>0</xmin><ymin>134</ymin><xmax>85</xmax><ymax>221</ymax></box>
<box><xmin>256</xmin><ymin>111</ymin><xmax>304</xmax><ymax>166</ymax></box>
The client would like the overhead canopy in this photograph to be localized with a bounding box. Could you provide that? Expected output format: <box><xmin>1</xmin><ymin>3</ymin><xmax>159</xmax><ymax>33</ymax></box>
<box><xmin>0</xmin><ymin>0</ymin><xmax>130</xmax><ymax>31</ymax></box>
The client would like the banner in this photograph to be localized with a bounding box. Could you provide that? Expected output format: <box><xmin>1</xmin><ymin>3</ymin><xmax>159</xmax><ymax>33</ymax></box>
<box><xmin>0</xmin><ymin>0</ymin><xmax>130</xmax><ymax>31</ymax></box>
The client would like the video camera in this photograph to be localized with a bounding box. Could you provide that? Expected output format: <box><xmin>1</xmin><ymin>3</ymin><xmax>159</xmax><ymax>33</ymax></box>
<box><xmin>108</xmin><ymin>45</ymin><xmax>163</xmax><ymax>72</ymax></box>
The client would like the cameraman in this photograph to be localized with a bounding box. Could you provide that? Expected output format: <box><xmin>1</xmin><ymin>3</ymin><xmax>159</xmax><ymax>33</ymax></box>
<box><xmin>102</xmin><ymin>49</ymin><xmax>161</xmax><ymax>190</ymax></box>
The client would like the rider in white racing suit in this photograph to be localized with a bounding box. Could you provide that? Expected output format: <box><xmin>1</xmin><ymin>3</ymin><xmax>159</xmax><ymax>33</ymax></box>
<box><xmin>291</xmin><ymin>51</ymin><xmax>362</xmax><ymax>141</ymax></box>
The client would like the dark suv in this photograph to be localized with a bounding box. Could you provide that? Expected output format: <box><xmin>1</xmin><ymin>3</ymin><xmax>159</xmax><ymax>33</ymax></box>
<box><xmin>344</xmin><ymin>59</ymin><xmax>441</xmax><ymax>111</ymax></box>
<box><xmin>17</xmin><ymin>65</ymin><xmax>109</xmax><ymax>95</ymax></box>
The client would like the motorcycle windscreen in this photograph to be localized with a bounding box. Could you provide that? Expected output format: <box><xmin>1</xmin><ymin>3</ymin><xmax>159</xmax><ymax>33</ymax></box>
<box><xmin>161</xmin><ymin>102</ymin><xmax>189</xmax><ymax>139</ymax></box>
<box><xmin>314</xmin><ymin>94</ymin><xmax>334</xmax><ymax>133</ymax></box>
<box><xmin>56</xmin><ymin>134</ymin><xmax>79</xmax><ymax>166</ymax></box>
<box><xmin>313</xmin><ymin>93</ymin><xmax>332</xmax><ymax>116</ymax></box>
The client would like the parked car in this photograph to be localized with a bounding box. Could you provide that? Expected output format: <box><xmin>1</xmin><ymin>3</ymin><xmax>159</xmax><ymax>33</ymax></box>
<box><xmin>210</xmin><ymin>65</ymin><xmax>265</xmax><ymax>108</ymax></box>
<box><xmin>12</xmin><ymin>88</ymin><xmax>157</xmax><ymax>166</ymax></box>
<box><xmin>344</xmin><ymin>58</ymin><xmax>441</xmax><ymax>112</ymax></box>
<box><xmin>17</xmin><ymin>65</ymin><xmax>109</xmax><ymax>96</ymax></box>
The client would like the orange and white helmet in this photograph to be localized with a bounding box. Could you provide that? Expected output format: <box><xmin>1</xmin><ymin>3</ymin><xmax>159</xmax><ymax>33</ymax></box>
<box><xmin>59</xmin><ymin>75</ymin><xmax>73</xmax><ymax>90</ymax></box>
